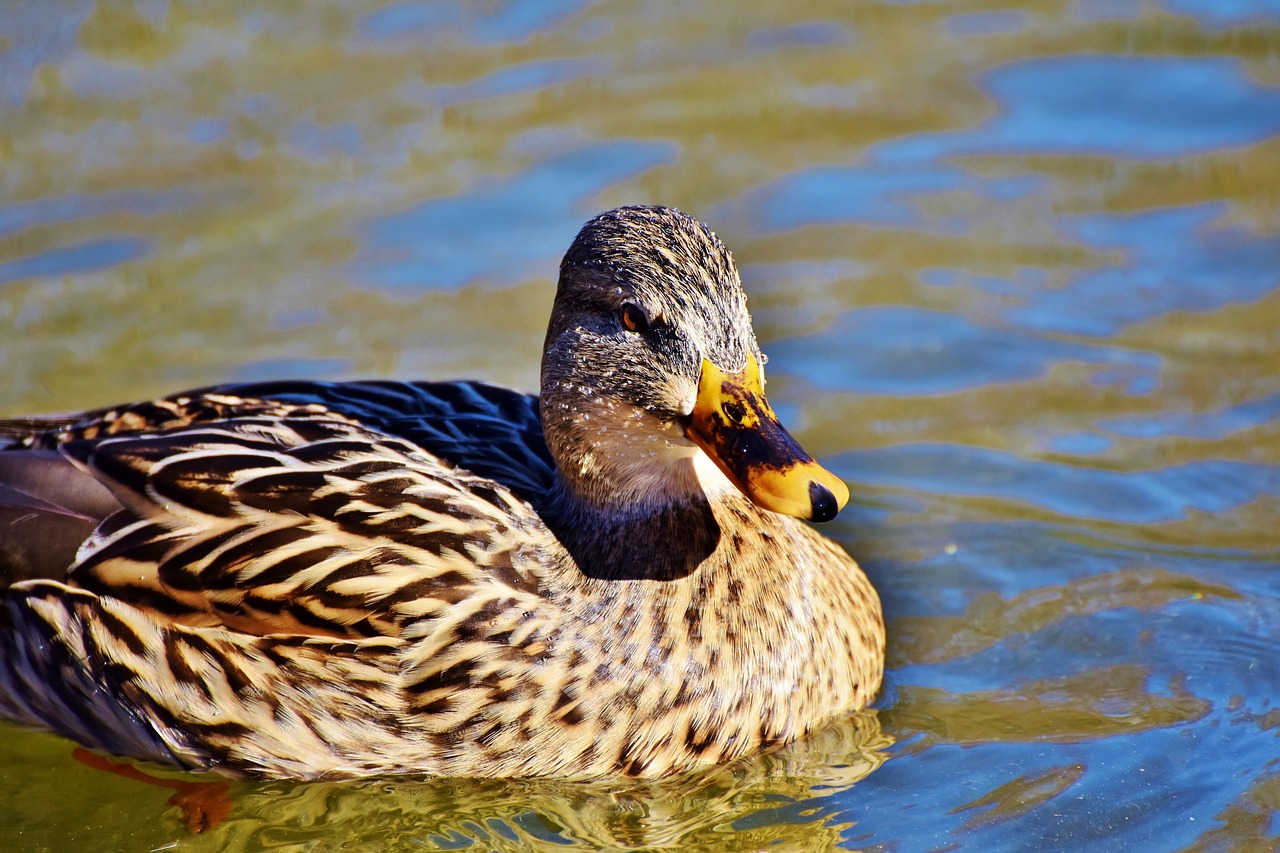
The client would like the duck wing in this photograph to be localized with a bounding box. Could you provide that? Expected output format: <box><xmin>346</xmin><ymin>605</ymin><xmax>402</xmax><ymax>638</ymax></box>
<box><xmin>0</xmin><ymin>384</ymin><xmax>562</xmax><ymax>776</ymax></box>
<box><xmin>1</xmin><ymin>381</ymin><xmax>556</xmax><ymax>638</ymax></box>
<box><xmin>66</xmin><ymin>412</ymin><xmax>548</xmax><ymax>638</ymax></box>
<box><xmin>208</xmin><ymin>380</ymin><xmax>555</xmax><ymax>503</ymax></box>
<box><xmin>18</xmin><ymin>380</ymin><xmax>555</xmax><ymax>503</ymax></box>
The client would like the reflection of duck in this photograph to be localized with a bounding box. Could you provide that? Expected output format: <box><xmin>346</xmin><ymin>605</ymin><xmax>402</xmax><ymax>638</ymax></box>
<box><xmin>0</xmin><ymin>206</ymin><xmax>883</xmax><ymax>780</ymax></box>
<box><xmin>6</xmin><ymin>711</ymin><xmax>889</xmax><ymax>848</ymax></box>
<box><xmin>215</xmin><ymin>712</ymin><xmax>888</xmax><ymax>850</ymax></box>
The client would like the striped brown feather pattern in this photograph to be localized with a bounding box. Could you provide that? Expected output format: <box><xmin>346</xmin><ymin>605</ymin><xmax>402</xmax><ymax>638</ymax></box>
<box><xmin>62</xmin><ymin>413</ymin><xmax>549</xmax><ymax>641</ymax></box>
<box><xmin>1</xmin><ymin>384</ymin><xmax>573</xmax><ymax>777</ymax></box>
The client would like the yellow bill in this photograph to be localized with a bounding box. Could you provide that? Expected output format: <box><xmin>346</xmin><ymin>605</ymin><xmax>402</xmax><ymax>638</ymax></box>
<box><xmin>684</xmin><ymin>354</ymin><xmax>849</xmax><ymax>522</ymax></box>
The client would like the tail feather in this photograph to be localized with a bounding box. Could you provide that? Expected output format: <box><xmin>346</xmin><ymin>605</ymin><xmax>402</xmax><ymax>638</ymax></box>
<box><xmin>0</xmin><ymin>450</ymin><xmax>122</xmax><ymax>587</ymax></box>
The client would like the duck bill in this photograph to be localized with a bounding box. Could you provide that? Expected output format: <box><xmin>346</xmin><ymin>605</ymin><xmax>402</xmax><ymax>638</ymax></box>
<box><xmin>684</xmin><ymin>354</ymin><xmax>849</xmax><ymax>522</ymax></box>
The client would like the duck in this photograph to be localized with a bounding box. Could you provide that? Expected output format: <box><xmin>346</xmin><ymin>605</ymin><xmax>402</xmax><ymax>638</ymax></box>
<box><xmin>0</xmin><ymin>205</ymin><xmax>883</xmax><ymax>780</ymax></box>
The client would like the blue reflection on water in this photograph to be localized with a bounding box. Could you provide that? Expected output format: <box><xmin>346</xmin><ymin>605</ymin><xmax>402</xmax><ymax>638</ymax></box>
<box><xmin>742</xmin><ymin>162</ymin><xmax>1044</xmax><ymax>231</ymax></box>
<box><xmin>354</xmin><ymin>141</ymin><xmax>675</xmax><ymax>290</ymax></box>
<box><xmin>745</xmin><ymin>21</ymin><xmax>851</xmax><ymax>52</ymax></box>
<box><xmin>1162</xmin><ymin>0</ymin><xmax>1280</xmax><ymax>26</ymax></box>
<box><xmin>359</xmin><ymin>0</ymin><xmax>589</xmax><ymax>43</ymax></box>
<box><xmin>878</xmin><ymin>55</ymin><xmax>1280</xmax><ymax>163</ymax></box>
<box><xmin>409</xmin><ymin>58</ymin><xmax>607</xmax><ymax>106</ymax></box>
<box><xmin>1011</xmin><ymin>204</ymin><xmax>1280</xmax><ymax>336</ymax></box>
<box><xmin>0</xmin><ymin>1</ymin><xmax>90</xmax><ymax>106</ymax></box>
<box><xmin>766</xmin><ymin>306</ymin><xmax>1161</xmax><ymax>395</ymax></box>
<box><xmin>286</xmin><ymin>120</ymin><xmax>365</xmax><ymax>160</ymax></box>
<box><xmin>848</xmin><ymin>717</ymin><xmax>1264</xmax><ymax>850</ymax></box>
<box><xmin>1100</xmin><ymin>391</ymin><xmax>1280</xmax><ymax>440</ymax></box>
<box><xmin>0</xmin><ymin>191</ymin><xmax>191</xmax><ymax>238</ymax></box>
<box><xmin>745</xmin><ymin>166</ymin><xmax>968</xmax><ymax>229</ymax></box>
<box><xmin>0</xmin><ymin>236</ymin><xmax>148</xmax><ymax>284</ymax></box>
<box><xmin>1047</xmin><ymin>432</ymin><xmax>1114</xmax><ymax>455</ymax></box>
<box><xmin>746</xmin><ymin>54</ymin><xmax>1280</xmax><ymax>235</ymax></box>
<box><xmin>850</xmin><ymin>514</ymin><xmax>1280</xmax><ymax>851</ymax></box>
<box><xmin>835</xmin><ymin>443</ymin><xmax>1280</xmax><ymax>523</ymax></box>
<box><xmin>897</xmin><ymin>613</ymin><xmax>1155</xmax><ymax>693</ymax></box>
<box><xmin>187</xmin><ymin>117</ymin><xmax>231</xmax><ymax>145</ymax></box>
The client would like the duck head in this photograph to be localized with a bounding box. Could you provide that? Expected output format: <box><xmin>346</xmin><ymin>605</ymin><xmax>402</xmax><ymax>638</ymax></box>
<box><xmin>540</xmin><ymin>206</ymin><xmax>848</xmax><ymax>522</ymax></box>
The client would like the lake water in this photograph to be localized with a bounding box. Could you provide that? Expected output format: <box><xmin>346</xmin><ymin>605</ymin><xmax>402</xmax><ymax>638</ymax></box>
<box><xmin>2</xmin><ymin>1</ymin><xmax>1279</xmax><ymax>850</ymax></box>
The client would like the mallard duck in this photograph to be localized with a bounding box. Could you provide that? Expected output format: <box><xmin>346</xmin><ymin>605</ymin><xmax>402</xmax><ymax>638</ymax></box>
<box><xmin>0</xmin><ymin>205</ymin><xmax>883</xmax><ymax>780</ymax></box>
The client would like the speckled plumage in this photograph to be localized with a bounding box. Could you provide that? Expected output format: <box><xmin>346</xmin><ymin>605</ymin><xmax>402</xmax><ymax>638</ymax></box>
<box><xmin>0</xmin><ymin>206</ymin><xmax>883</xmax><ymax>780</ymax></box>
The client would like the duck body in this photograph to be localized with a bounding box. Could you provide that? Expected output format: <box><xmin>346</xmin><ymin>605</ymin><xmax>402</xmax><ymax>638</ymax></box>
<box><xmin>0</xmin><ymin>207</ymin><xmax>883</xmax><ymax>780</ymax></box>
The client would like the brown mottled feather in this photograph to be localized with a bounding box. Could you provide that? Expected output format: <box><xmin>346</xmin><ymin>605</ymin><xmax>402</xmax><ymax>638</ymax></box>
<box><xmin>0</xmin><ymin>206</ymin><xmax>883</xmax><ymax>779</ymax></box>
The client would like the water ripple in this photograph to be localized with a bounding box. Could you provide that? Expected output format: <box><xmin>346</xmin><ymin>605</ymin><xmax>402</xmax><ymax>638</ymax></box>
<box><xmin>352</xmin><ymin>141</ymin><xmax>675</xmax><ymax>290</ymax></box>
<box><xmin>876</xmin><ymin>55</ymin><xmax>1280</xmax><ymax>163</ymax></box>
<box><xmin>0</xmin><ymin>236</ymin><xmax>148</xmax><ymax>285</ymax></box>
<box><xmin>836</xmin><ymin>442</ymin><xmax>1280</xmax><ymax>523</ymax></box>
<box><xmin>1014</xmin><ymin>204</ymin><xmax>1280</xmax><ymax>336</ymax></box>
<box><xmin>766</xmin><ymin>306</ymin><xmax>1161</xmax><ymax>395</ymax></box>
<box><xmin>1100</xmin><ymin>390</ymin><xmax>1280</xmax><ymax>440</ymax></box>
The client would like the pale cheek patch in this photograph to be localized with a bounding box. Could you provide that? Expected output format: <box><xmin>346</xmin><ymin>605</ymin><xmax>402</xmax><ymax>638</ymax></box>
<box><xmin>584</xmin><ymin>406</ymin><xmax>692</xmax><ymax>465</ymax></box>
<box><xmin>568</xmin><ymin>395</ymin><xmax>716</xmax><ymax>504</ymax></box>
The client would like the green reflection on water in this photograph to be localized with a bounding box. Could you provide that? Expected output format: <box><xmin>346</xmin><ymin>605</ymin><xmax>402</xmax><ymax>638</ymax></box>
<box><xmin>1</xmin><ymin>712</ymin><xmax>888</xmax><ymax>851</ymax></box>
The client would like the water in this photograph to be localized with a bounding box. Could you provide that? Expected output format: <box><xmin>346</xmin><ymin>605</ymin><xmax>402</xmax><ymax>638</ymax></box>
<box><xmin>1</xmin><ymin>1</ymin><xmax>1279</xmax><ymax>850</ymax></box>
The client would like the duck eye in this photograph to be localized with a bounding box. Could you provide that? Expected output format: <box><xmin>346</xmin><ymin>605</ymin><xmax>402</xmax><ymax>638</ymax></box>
<box><xmin>619</xmin><ymin>302</ymin><xmax>650</xmax><ymax>334</ymax></box>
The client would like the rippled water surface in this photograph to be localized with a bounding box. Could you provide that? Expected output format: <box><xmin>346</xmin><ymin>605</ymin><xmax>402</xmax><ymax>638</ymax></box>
<box><xmin>2</xmin><ymin>1</ymin><xmax>1279</xmax><ymax>850</ymax></box>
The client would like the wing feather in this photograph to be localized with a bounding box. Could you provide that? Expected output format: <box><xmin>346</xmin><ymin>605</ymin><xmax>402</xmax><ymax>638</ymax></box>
<box><xmin>60</xmin><ymin>413</ymin><xmax>548</xmax><ymax>639</ymax></box>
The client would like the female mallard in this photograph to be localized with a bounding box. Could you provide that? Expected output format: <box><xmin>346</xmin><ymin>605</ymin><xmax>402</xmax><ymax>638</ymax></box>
<box><xmin>0</xmin><ymin>205</ymin><xmax>883</xmax><ymax>780</ymax></box>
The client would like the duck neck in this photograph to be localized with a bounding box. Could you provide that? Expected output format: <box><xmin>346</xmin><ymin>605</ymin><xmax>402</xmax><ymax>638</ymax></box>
<box><xmin>537</xmin><ymin>368</ymin><xmax>743</xmax><ymax>580</ymax></box>
<box><xmin>541</xmin><ymin>471</ymin><xmax>725</xmax><ymax>582</ymax></box>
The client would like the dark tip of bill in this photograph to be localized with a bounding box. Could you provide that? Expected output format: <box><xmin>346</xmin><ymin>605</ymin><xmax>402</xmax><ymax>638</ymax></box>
<box><xmin>808</xmin><ymin>481</ymin><xmax>839</xmax><ymax>523</ymax></box>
